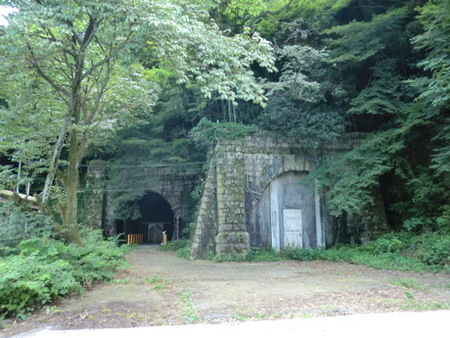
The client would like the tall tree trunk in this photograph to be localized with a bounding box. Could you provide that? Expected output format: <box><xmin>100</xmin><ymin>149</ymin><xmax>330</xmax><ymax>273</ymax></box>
<box><xmin>62</xmin><ymin>129</ymin><xmax>82</xmax><ymax>245</ymax></box>
<box><xmin>41</xmin><ymin>117</ymin><xmax>71</xmax><ymax>205</ymax></box>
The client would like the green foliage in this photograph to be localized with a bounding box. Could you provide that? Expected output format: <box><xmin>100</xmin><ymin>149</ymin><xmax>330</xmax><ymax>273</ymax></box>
<box><xmin>258</xmin><ymin>42</ymin><xmax>346</xmax><ymax>148</ymax></box>
<box><xmin>413</xmin><ymin>0</ymin><xmax>450</xmax><ymax>110</ymax></box>
<box><xmin>348</xmin><ymin>60</ymin><xmax>405</xmax><ymax>116</ymax></box>
<box><xmin>0</xmin><ymin>0</ymin><xmax>275</xmax><ymax>234</ymax></box>
<box><xmin>203</xmin><ymin>231</ymin><xmax>449</xmax><ymax>273</ymax></box>
<box><xmin>314</xmin><ymin>230</ymin><xmax>450</xmax><ymax>272</ymax></box>
<box><xmin>0</xmin><ymin>229</ymin><xmax>128</xmax><ymax>319</ymax></box>
<box><xmin>158</xmin><ymin>239</ymin><xmax>190</xmax><ymax>252</ymax></box>
<box><xmin>407</xmin><ymin>231</ymin><xmax>450</xmax><ymax>268</ymax></box>
<box><xmin>265</xmin><ymin>45</ymin><xmax>331</xmax><ymax>102</ymax></box>
<box><xmin>157</xmin><ymin>239</ymin><xmax>191</xmax><ymax>259</ymax></box>
<box><xmin>0</xmin><ymin>252</ymin><xmax>79</xmax><ymax>319</ymax></box>
<box><xmin>258</xmin><ymin>96</ymin><xmax>345</xmax><ymax>148</ymax></box>
<box><xmin>282</xmin><ymin>245</ymin><xmax>430</xmax><ymax>272</ymax></box>
<box><xmin>324</xmin><ymin>7</ymin><xmax>410</xmax><ymax>64</ymax></box>
<box><xmin>411</xmin><ymin>1</ymin><xmax>450</xmax><ymax>174</ymax></box>
<box><xmin>177</xmin><ymin>290</ymin><xmax>199</xmax><ymax>323</ymax></box>
<box><xmin>245</xmin><ymin>247</ymin><xmax>284</xmax><ymax>262</ymax></box>
<box><xmin>0</xmin><ymin>202</ymin><xmax>54</xmax><ymax>251</ymax></box>
<box><xmin>313</xmin><ymin>134</ymin><xmax>392</xmax><ymax>217</ymax></box>
<box><xmin>145</xmin><ymin>275</ymin><xmax>170</xmax><ymax>290</ymax></box>
<box><xmin>391</xmin><ymin>278</ymin><xmax>424</xmax><ymax>290</ymax></box>
<box><xmin>366</xmin><ymin>232</ymin><xmax>410</xmax><ymax>254</ymax></box>
<box><xmin>176</xmin><ymin>246</ymin><xmax>192</xmax><ymax>260</ymax></box>
<box><xmin>190</xmin><ymin>117</ymin><xmax>259</xmax><ymax>151</ymax></box>
<box><xmin>281</xmin><ymin>247</ymin><xmax>322</xmax><ymax>261</ymax></box>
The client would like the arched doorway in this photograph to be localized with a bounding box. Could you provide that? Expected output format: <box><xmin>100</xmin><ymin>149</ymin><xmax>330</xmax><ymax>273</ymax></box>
<box><xmin>257</xmin><ymin>171</ymin><xmax>316</xmax><ymax>250</ymax></box>
<box><xmin>123</xmin><ymin>191</ymin><xmax>174</xmax><ymax>244</ymax></box>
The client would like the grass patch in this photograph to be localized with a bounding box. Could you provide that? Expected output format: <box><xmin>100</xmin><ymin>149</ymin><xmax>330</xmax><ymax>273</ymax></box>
<box><xmin>234</xmin><ymin>308</ymin><xmax>267</xmax><ymax>321</ymax></box>
<box><xmin>158</xmin><ymin>239</ymin><xmax>191</xmax><ymax>260</ymax></box>
<box><xmin>145</xmin><ymin>275</ymin><xmax>170</xmax><ymax>290</ymax></box>
<box><xmin>401</xmin><ymin>300</ymin><xmax>450</xmax><ymax>311</ymax></box>
<box><xmin>158</xmin><ymin>239</ymin><xmax>190</xmax><ymax>252</ymax></box>
<box><xmin>391</xmin><ymin>278</ymin><xmax>425</xmax><ymax>290</ymax></box>
<box><xmin>281</xmin><ymin>230</ymin><xmax>450</xmax><ymax>273</ymax></box>
<box><xmin>161</xmin><ymin>232</ymin><xmax>449</xmax><ymax>274</ymax></box>
<box><xmin>177</xmin><ymin>291</ymin><xmax>199</xmax><ymax>323</ymax></box>
<box><xmin>110</xmin><ymin>278</ymin><xmax>130</xmax><ymax>285</ymax></box>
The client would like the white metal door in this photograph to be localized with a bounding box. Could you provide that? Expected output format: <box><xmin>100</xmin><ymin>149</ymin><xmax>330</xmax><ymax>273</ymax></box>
<box><xmin>283</xmin><ymin>209</ymin><xmax>303</xmax><ymax>248</ymax></box>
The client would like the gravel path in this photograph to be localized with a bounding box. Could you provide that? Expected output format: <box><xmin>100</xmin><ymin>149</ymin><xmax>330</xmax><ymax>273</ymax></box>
<box><xmin>3</xmin><ymin>245</ymin><xmax>449</xmax><ymax>337</ymax></box>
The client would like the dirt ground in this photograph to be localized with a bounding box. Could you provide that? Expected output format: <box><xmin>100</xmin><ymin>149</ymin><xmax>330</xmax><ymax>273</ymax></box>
<box><xmin>2</xmin><ymin>245</ymin><xmax>450</xmax><ymax>337</ymax></box>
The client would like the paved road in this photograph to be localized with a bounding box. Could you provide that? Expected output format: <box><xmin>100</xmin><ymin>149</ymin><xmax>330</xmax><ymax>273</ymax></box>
<box><xmin>15</xmin><ymin>310</ymin><xmax>450</xmax><ymax>338</ymax></box>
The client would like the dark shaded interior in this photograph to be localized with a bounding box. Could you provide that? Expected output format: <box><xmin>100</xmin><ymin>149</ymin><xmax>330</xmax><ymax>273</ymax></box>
<box><xmin>123</xmin><ymin>191</ymin><xmax>174</xmax><ymax>243</ymax></box>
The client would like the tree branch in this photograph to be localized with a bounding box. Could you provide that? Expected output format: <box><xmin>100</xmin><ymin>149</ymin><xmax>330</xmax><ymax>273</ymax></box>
<box><xmin>25</xmin><ymin>41</ymin><xmax>70</xmax><ymax>97</ymax></box>
<box><xmin>248</xmin><ymin>0</ymin><xmax>294</xmax><ymax>27</ymax></box>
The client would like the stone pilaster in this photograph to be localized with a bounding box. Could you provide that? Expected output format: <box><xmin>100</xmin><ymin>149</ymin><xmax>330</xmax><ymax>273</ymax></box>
<box><xmin>190</xmin><ymin>159</ymin><xmax>218</xmax><ymax>258</ymax></box>
<box><xmin>215</xmin><ymin>151</ymin><xmax>249</xmax><ymax>255</ymax></box>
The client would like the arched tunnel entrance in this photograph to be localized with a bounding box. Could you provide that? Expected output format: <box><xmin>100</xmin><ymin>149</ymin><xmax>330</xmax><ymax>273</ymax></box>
<box><xmin>119</xmin><ymin>191</ymin><xmax>175</xmax><ymax>244</ymax></box>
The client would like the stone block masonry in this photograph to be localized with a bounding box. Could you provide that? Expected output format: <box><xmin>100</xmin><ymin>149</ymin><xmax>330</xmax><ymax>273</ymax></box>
<box><xmin>190</xmin><ymin>133</ymin><xmax>388</xmax><ymax>259</ymax></box>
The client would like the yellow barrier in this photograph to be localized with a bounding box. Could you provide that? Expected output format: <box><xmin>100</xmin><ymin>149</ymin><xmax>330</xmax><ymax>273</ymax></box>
<box><xmin>127</xmin><ymin>233</ymin><xmax>143</xmax><ymax>244</ymax></box>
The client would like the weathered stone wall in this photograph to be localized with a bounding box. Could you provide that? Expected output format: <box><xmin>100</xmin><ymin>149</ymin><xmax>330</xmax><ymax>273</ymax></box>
<box><xmin>84</xmin><ymin>164</ymin><xmax>200</xmax><ymax>236</ymax></box>
<box><xmin>190</xmin><ymin>133</ymin><xmax>387</xmax><ymax>259</ymax></box>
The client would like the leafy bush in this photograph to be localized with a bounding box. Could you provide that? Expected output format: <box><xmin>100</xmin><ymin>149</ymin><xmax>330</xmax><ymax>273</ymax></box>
<box><xmin>365</xmin><ymin>232</ymin><xmax>411</xmax><ymax>254</ymax></box>
<box><xmin>0</xmin><ymin>202</ymin><xmax>54</xmax><ymax>251</ymax></box>
<box><xmin>175</xmin><ymin>246</ymin><xmax>191</xmax><ymax>260</ymax></box>
<box><xmin>246</xmin><ymin>247</ymin><xmax>283</xmax><ymax>262</ymax></box>
<box><xmin>258</xmin><ymin>96</ymin><xmax>345</xmax><ymax>149</ymax></box>
<box><xmin>158</xmin><ymin>239</ymin><xmax>190</xmax><ymax>252</ymax></box>
<box><xmin>190</xmin><ymin>117</ymin><xmax>258</xmax><ymax>151</ymax></box>
<box><xmin>0</xmin><ymin>229</ymin><xmax>128</xmax><ymax>319</ymax></box>
<box><xmin>301</xmin><ymin>231</ymin><xmax>449</xmax><ymax>272</ymax></box>
<box><xmin>156</xmin><ymin>231</ymin><xmax>448</xmax><ymax>273</ymax></box>
<box><xmin>157</xmin><ymin>239</ymin><xmax>192</xmax><ymax>259</ymax></box>
<box><xmin>176</xmin><ymin>230</ymin><xmax>448</xmax><ymax>273</ymax></box>
<box><xmin>0</xmin><ymin>253</ymin><xmax>79</xmax><ymax>319</ymax></box>
<box><xmin>407</xmin><ymin>232</ymin><xmax>450</xmax><ymax>268</ymax></box>
<box><xmin>282</xmin><ymin>248</ymin><xmax>314</xmax><ymax>261</ymax></box>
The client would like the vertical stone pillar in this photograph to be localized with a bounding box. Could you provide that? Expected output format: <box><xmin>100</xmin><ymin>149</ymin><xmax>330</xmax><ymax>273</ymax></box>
<box><xmin>191</xmin><ymin>159</ymin><xmax>219</xmax><ymax>259</ymax></box>
<box><xmin>215</xmin><ymin>152</ymin><xmax>250</xmax><ymax>255</ymax></box>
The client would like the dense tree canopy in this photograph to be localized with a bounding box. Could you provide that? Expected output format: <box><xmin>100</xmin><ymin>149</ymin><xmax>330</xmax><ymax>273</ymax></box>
<box><xmin>0</xmin><ymin>0</ymin><xmax>275</xmax><ymax>242</ymax></box>
<box><xmin>0</xmin><ymin>0</ymin><xmax>448</xmax><ymax>241</ymax></box>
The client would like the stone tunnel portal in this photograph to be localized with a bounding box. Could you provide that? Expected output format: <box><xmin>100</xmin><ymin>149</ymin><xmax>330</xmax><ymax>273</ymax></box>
<box><xmin>118</xmin><ymin>191</ymin><xmax>175</xmax><ymax>244</ymax></box>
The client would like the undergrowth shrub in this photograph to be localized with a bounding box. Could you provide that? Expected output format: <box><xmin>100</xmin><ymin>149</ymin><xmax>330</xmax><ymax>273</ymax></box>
<box><xmin>0</xmin><ymin>229</ymin><xmax>128</xmax><ymax>319</ymax></box>
<box><xmin>203</xmin><ymin>232</ymin><xmax>449</xmax><ymax>273</ymax></box>
<box><xmin>0</xmin><ymin>202</ymin><xmax>54</xmax><ymax>252</ymax></box>
<box><xmin>245</xmin><ymin>247</ymin><xmax>282</xmax><ymax>262</ymax></box>
<box><xmin>158</xmin><ymin>239</ymin><xmax>190</xmax><ymax>252</ymax></box>
<box><xmin>157</xmin><ymin>239</ymin><xmax>192</xmax><ymax>259</ymax></box>
<box><xmin>366</xmin><ymin>232</ymin><xmax>411</xmax><ymax>254</ymax></box>
<box><xmin>175</xmin><ymin>246</ymin><xmax>191</xmax><ymax>260</ymax></box>
<box><xmin>283</xmin><ymin>231</ymin><xmax>449</xmax><ymax>272</ymax></box>
<box><xmin>155</xmin><ymin>231</ymin><xmax>448</xmax><ymax>273</ymax></box>
<box><xmin>282</xmin><ymin>247</ymin><xmax>323</xmax><ymax>261</ymax></box>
